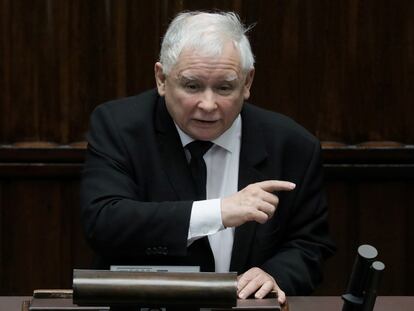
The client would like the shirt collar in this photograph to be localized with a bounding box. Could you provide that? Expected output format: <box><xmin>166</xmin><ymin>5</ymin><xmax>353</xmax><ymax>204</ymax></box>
<box><xmin>175</xmin><ymin>115</ymin><xmax>241</xmax><ymax>153</ymax></box>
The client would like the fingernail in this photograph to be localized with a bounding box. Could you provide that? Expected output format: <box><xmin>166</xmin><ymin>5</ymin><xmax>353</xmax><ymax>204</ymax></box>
<box><xmin>239</xmin><ymin>292</ymin><xmax>245</xmax><ymax>299</ymax></box>
<box><xmin>289</xmin><ymin>182</ymin><xmax>296</xmax><ymax>189</ymax></box>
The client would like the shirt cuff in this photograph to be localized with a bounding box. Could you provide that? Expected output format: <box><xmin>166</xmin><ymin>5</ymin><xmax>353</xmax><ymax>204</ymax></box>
<box><xmin>187</xmin><ymin>199</ymin><xmax>224</xmax><ymax>244</ymax></box>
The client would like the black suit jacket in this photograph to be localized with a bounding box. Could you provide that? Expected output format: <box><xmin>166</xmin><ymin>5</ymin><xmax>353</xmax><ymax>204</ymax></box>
<box><xmin>80</xmin><ymin>89</ymin><xmax>335</xmax><ymax>295</ymax></box>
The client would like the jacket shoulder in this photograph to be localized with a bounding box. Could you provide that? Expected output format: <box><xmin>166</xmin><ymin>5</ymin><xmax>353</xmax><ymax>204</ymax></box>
<box><xmin>86</xmin><ymin>89</ymin><xmax>160</xmax><ymax>155</ymax></box>
<box><xmin>93</xmin><ymin>89</ymin><xmax>159</xmax><ymax>121</ymax></box>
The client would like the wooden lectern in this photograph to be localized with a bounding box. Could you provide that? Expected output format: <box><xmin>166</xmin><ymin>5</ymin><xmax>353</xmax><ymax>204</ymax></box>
<box><xmin>25</xmin><ymin>270</ymin><xmax>281</xmax><ymax>311</ymax></box>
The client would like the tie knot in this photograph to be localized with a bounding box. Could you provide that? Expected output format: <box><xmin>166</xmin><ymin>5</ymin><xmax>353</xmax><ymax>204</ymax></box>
<box><xmin>186</xmin><ymin>140</ymin><xmax>213</xmax><ymax>159</ymax></box>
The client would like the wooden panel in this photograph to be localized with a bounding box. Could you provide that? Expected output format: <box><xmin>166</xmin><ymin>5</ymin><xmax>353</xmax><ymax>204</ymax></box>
<box><xmin>318</xmin><ymin>181</ymin><xmax>414</xmax><ymax>295</ymax></box>
<box><xmin>243</xmin><ymin>0</ymin><xmax>414</xmax><ymax>143</ymax></box>
<box><xmin>1</xmin><ymin>0</ymin><xmax>413</xmax><ymax>144</ymax></box>
<box><xmin>358</xmin><ymin>182</ymin><xmax>410</xmax><ymax>294</ymax></box>
<box><xmin>0</xmin><ymin>179</ymin><xmax>92</xmax><ymax>295</ymax></box>
<box><xmin>0</xmin><ymin>0</ymin><xmax>165</xmax><ymax>143</ymax></box>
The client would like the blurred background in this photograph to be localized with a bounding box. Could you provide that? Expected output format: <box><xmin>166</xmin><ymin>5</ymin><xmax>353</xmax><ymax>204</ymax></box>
<box><xmin>0</xmin><ymin>0</ymin><xmax>413</xmax><ymax>296</ymax></box>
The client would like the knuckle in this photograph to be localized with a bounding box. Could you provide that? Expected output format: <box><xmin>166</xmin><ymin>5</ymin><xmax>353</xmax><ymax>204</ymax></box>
<box><xmin>268</xmin><ymin>203</ymin><xmax>276</xmax><ymax>212</ymax></box>
<box><xmin>253</xmin><ymin>278</ymin><xmax>263</xmax><ymax>287</ymax></box>
<box><xmin>247</xmin><ymin>212</ymin><xmax>254</xmax><ymax>222</ymax></box>
<box><xmin>252</xmin><ymin>267</ymin><xmax>261</xmax><ymax>274</ymax></box>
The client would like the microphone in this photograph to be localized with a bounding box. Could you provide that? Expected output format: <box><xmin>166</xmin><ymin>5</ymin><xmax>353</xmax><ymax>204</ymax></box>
<box><xmin>342</xmin><ymin>244</ymin><xmax>385</xmax><ymax>311</ymax></box>
<box><xmin>361</xmin><ymin>261</ymin><xmax>385</xmax><ymax>311</ymax></box>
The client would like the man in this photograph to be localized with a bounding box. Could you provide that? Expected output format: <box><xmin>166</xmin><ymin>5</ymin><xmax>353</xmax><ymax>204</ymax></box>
<box><xmin>80</xmin><ymin>11</ymin><xmax>335</xmax><ymax>304</ymax></box>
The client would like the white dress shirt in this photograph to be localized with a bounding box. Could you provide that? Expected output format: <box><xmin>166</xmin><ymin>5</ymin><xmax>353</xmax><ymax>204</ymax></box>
<box><xmin>175</xmin><ymin>115</ymin><xmax>241</xmax><ymax>272</ymax></box>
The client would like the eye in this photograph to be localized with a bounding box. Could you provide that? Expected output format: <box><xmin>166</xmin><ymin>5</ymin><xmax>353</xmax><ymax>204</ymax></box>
<box><xmin>217</xmin><ymin>84</ymin><xmax>234</xmax><ymax>94</ymax></box>
<box><xmin>183</xmin><ymin>82</ymin><xmax>201</xmax><ymax>93</ymax></box>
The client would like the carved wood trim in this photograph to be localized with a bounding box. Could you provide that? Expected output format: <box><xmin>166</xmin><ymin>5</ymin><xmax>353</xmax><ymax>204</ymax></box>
<box><xmin>0</xmin><ymin>141</ymin><xmax>413</xmax><ymax>179</ymax></box>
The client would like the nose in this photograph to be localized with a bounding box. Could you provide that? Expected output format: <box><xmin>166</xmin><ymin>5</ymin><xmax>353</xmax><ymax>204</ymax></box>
<box><xmin>197</xmin><ymin>90</ymin><xmax>218</xmax><ymax>112</ymax></box>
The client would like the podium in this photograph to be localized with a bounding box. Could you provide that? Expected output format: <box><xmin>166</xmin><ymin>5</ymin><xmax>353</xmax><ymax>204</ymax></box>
<box><xmin>25</xmin><ymin>270</ymin><xmax>281</xmax><ymax>311</ymax></box>
<box><xmin>13</xmin><ymin>296</ymin><xmax>414</xmax><ymax>311</ymax></box>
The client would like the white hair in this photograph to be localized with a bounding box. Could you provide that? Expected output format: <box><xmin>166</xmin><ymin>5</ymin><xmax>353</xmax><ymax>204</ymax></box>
<box><xmin>159</xmin><ymin>11</ymin><xmax>255</xmax><ymax>75</ymax></box>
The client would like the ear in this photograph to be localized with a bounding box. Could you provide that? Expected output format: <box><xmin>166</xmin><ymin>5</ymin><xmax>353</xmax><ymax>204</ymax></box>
<box><xmin>243</xmin><ymin>68</ymin><xmax>255</xmax><ymax>100</ymax></box>
<box><xmin>154</xmin><ymin>62</ymin><xmax>166</xmax><ymax>96</ymax></box>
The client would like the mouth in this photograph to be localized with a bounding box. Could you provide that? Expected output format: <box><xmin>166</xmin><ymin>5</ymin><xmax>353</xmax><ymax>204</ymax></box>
<box><xmin>193</xmin><ymin>119</ymin><xmax>219</xmax><ymax>124</ymax></box>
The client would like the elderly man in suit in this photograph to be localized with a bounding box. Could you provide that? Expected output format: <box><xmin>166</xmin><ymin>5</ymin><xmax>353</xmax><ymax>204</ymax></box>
<box><xmin>80</xmin><ymin>11</ymin><xmax>335</xmax><ymax>304</ymax></box>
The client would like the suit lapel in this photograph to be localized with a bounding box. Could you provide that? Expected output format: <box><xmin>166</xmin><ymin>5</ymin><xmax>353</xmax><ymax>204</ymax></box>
<box><xmin>155</xmin><ymin>97</ymin><xmax>214</xmax><ymax>267</ymax></box>
<box><xmin>230</xmin><ymin>105</ymin><xmax>269</xmax><ymax>272</ymax></box>
<box><xmin>155</xmin><ymin>97</ymin><xmax>197</xmax><ymax>201</ymax></box>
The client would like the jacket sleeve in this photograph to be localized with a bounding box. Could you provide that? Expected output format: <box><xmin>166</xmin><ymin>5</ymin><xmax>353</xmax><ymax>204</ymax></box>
<box><xmin>80</xmin><ymin>103</ymin><xmax>193</xmax><ymax>260</ymax></box>
<box><xmin>260</xmin><ymin>141</ymin><xmax>336</xmax><ymax>295</ymax></box>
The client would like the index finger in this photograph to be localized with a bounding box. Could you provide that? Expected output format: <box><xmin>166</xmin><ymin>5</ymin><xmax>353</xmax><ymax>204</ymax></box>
<box><xmin>256</xmin><ymin>180</ymin><xmax>296</xmax><ymax>192</ymax></box>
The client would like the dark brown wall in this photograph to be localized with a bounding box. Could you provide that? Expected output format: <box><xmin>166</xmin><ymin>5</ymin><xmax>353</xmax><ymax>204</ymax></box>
<box><xmin>0</xmin><ymin>0</ymin><xmax>413</xmax><ymax>296</ymax></box>
<box><xmin>1</xmin><ymin>0</ymin><xmax>413</xmax><ymax>144</ymax></box>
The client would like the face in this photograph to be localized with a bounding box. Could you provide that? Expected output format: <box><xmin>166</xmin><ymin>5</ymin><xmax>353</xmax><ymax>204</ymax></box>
<box><xmin>154</xmin><ymin>43</ymin><xmax>254</xmax><ymax>141</ymax></box>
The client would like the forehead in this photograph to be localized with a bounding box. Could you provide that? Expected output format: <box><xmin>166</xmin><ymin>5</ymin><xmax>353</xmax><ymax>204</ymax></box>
<box><xmin>171</xmin><ymin>43</ymin><xmax>243</xmax><ymax>79</ymax></box>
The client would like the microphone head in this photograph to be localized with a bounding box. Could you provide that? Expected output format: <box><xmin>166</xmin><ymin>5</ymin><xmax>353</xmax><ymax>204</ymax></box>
<box><xmin>371</xmin><ymin>261</ymin><xmax>385</xmax><ymax>271</ymax></box>
<box><xmin>358</xmin><ymin>245</ymin><xmax>378</xmax><ymax>260</ymax></box>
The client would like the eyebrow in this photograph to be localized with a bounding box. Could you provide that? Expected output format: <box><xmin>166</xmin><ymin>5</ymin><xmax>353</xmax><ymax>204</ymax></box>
<box><xmin>178</xmin><ymin>73</ymin><xmax>239</xmax><ymax>82</ymax></box>
<box><xmin>178</xmin><ymin>75</ymin><xmax>197</xmax><ymax>82</ymax></box>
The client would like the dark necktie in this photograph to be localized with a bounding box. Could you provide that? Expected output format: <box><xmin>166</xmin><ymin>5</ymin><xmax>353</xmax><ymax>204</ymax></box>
<box><xmin>186</xmin><ymin>140</ymin><xmax>213</xmax><ymax>200</ymax></box>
